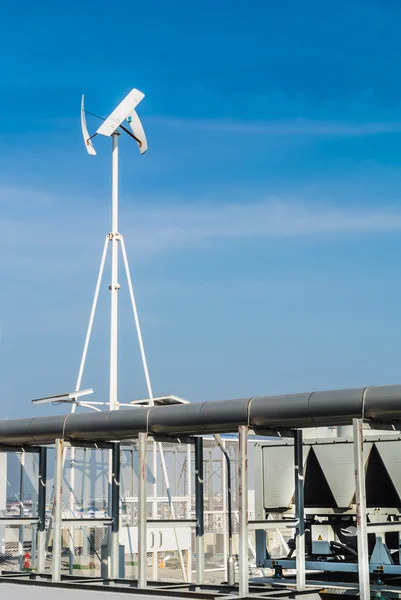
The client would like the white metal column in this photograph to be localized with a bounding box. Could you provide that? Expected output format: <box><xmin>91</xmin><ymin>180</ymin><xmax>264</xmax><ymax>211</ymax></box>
<box><xmin>121</xmin><ymin>235</ymin><xmax>187</xmax><ymax>582</ymax></box>
<box><xmin>238</xmin><ymin>425</ymin><xmax>249</xmax><ymax>596</ymax></box>
<box><xmin>186</xmin><ymin>443</ymin><xmax>192</xmax><ymax>583</ymax></box>
<box><xmin>221</xmin><ymin>440</ymin><xmax>228</xmax><ymax>583</ymax></box>
<box><xmin>18</xmin><ymin>452</ymin><xmax>25</xmax><ymax>571</ymax></box>
<box><xmin>108</xmin><ymin>132</ymin><xmax>120</xmax><ymax>577</ymax></box>
<box><xmin>152</xmin><ymin>441</ymin><xmax>158</xmax><ymax>581</ymax></box>
<box><xmin>0</xmin><ymin>452</ymin><xmax>6</xmax><ymax>555</ymax></box>
<box><xmin>52</xmin><ymin>439</ymin><xmax>64</xmax><ymax>582</ymax></box>
<box><xmin>68</xmin><ymin>448</ymin><xmax>75</xmax><ymax>574</ymax></box>
<box><xmin>31</xmin><ymin>456</ymin><xmax>38</xmax><ymax>570</ymax></box>
<box><xmin>138</xmin><ymin>433</ymin><xmax>147</xmax><ymax>588</ymax></box>
<box><xmin>353</xmin><ymin>418</ymin><xmax>370</xmax><ymax>600</ymax></box>
<box><xmin>109</xmin><ymin>132</ymin><xmax>120</xmax><ymax>412</ymax></box>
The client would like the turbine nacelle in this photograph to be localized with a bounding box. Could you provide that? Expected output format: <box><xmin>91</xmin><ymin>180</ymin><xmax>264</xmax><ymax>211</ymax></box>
<box><xmin>81</xmin><ymin>88</ymin><xmax>148</xmax><ymax>156</ymax></box>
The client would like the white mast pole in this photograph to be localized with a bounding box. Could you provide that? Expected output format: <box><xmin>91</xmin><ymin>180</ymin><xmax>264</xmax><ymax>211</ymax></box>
<box><xmin>75</xmin><ymin>92</ymin><xmax>188</xmax><ymax>580</ymax></box>
<box><xmin>110</xmin><ymin>132</ymin><xmax>120</xmax><ymax>411</ymax></box>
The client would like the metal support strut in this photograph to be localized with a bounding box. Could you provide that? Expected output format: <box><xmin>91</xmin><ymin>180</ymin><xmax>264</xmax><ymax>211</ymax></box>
<box><xmin>294</xmin><ymin>429</ymin><xmax>305</xmax><ymax>591</ymax></box>
<box><xmin>111</xmin><ymin>442</ymin><xmax>121</xmax><ymax>579</ymax></box>
<box><xmin>18</xmin><ymin>451</ymin><xmax>25</xmax><ymax>571</ymax></box>
<box><xmin>52</xmin><ymin>439</ymin><xmax>63</xmax><ymax>582</ymax></box>
<box><xmin>195</xmin><ymin>437</ymin><xmax>204</xmax><ymax>586</ymax></box>
<box><xmin>215</xmin><ymin>434</ymin><xmax>234</xmax><ymax>585</ymax></box>
<box><xmin>37</xmin><ymin>447</ymin><xmax>47</xmax><ymax>573</ymax></box>
<box><xmin>109</xmin><ymin>132</ymin><xmax>120</xmax><ymax>412</ymax></box>
<box><xmin>238</xmin><ymin>425</ymin><xmax>249</xmax><ymax>597</ymax></box>
<box><xmin>353</xmin><ymin>418</ymin><xmax>370</xmax><ymax>600</ymax></box>
<box><xmin>138</xmin><ymin>432</ymin><xmax>147</xmax><ymax>588</ymax></box>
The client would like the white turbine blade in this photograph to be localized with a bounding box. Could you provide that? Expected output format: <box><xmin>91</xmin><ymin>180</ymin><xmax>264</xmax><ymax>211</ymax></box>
<box><xmin>81</xmin><ymin>95</ymin><xmax>96</xmax><ymax>155</ymax></box>
<box><xmin>127</xmin><ymin>108</ymin><xmax>148</xmax><ymax>155</ymax></box>
<box><xmin>96</xmin><ymin>88</ymin><xmax>145</xmax><ymax>137</ymax></box>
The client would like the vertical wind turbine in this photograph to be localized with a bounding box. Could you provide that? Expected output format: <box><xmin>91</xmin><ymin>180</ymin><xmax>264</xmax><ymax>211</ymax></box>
<box><xmin>80</xmin><ymin>88</ymin><xmax>150</xmax><ymax>411</ymax></box>
<box><xmin>80</xmin><ymin>89</ymin><xmax>188</xmax><ymax>581</ymax></box>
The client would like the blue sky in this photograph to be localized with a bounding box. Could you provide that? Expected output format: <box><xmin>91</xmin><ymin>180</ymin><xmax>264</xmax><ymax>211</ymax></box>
<box><xmin>1</xmin><ymin>0</ymin><xmax>401</xmax><ymax>418</ymax></box>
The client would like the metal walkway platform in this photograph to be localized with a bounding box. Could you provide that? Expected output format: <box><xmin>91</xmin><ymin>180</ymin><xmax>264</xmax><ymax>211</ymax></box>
<box><xmin>0</xmin><ymin>574</ymin><xmax>322</xmax><ymax>600</ymax></box>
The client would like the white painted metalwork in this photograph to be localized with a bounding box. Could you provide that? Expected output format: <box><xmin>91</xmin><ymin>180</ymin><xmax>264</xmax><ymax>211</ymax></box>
<box><xmin>17</xmin><ymin>452</ymin><xmax>25</xmax><ymax>571</ymax></box>
<box><xmin>52</xmin><ymin>439</ymin><xmax>63</xmax><ymax>582</ymax></box>
<box><xmin>138</xmin><ymin>432</ymin><xmax>147</xmax><ymax>588</ymax></box>
<box><xmin>238</xmin><ymin>425</ymin><xmax>249</xmax><ymax>596</ymax></box>
<box><xmin>109</xmin><ymin>133</ymin><xmax>119</xmax><ymax>412</ymax></box>
<box><xmin>353</xmin><ymin>418</ymin><xmax>370</xmax><ymax>600</ymax></box>
<box><xmin>31</xmin><ymin>389</ymin><xmax>93</xmax><ymax>405</ymax></box>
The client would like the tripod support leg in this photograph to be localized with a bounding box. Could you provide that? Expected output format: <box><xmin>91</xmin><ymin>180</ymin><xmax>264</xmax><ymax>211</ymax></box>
<box><xmin>75</xmin><ymin>235</ymin><xmax>110</xmax><ymax>394</ymax></box>
<box><xmin>120</xmin><ymin>235</ymin><xmax>187</xmax><ymax>582</ymax></box>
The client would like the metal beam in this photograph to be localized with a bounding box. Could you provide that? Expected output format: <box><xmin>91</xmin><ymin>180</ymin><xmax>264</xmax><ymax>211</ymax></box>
<box><xmin>186</xmin><ymin>443</ymin><xmax>192</xmax><ymax>584</ymax></box>
<box><xmin>111</xmin><ymin>442</ymin><xmax>121</xmax><ymax>579</ymax></box>
<box><xmin>195</xmin><ymin>437</ymin><xmax>204</xmax><ymax>586</ymax></box>
<box><xmin>263</xmin><ymin>557</ymin><xmax>401</xmax><ymax>574</ymax></box>
<box><xmin>0</xmin><ymin>518</ymin><xmax>39</xmax><ymax>525</ymax></box>
<box><xmin>0</xmin><ymin>445</ymin><xmax>42</xmax><ymax>453</ymax></box>
<box><xmin>52</xmin><ymin>439</ymin><xmax>63</xmax><ymax>582</ymax></box>
<box><xmin>294</xmin><ymin>430</ymin><xmax>305</xmax><ymax>591</ymax></box>
<box><xmin>238</xmin><ymin>425</ymin><xmax>249</xmax><ymax>597</ymax></box>
<box><xmin>62</xmin><ymin>518</ymin><xmax>113</xmax><ymax>526</ymax></box>
<box><xmin>367</xmin><ymin>522</ymin><xmax>401</xmax><ymax>533</ymax></box>
<box><xmin>18</xmin><ymin>452</ymin><xmax>25</xmax><ymax>571</ymax></box>
<box><xmin>147</xmin><ymin>519</ymin><xmax>196</xmax><ymax>528</ymax></box>
<box><xmin>253</xmin><ymin>441</ymin><xmax>267</xmax><ymax>569</ymax></box>
<box><xmin>37</xmin><ymin>447</ymin><xmax>47</xmax><ymax>573</ymax></box>
<box><xmin>151</xmin><ymin>435</ymin><xmax>198</xmax><ymax>445</ymax></box>
<box><xmin>63</xmin><ymin>441</ymin><xmax>114</xmax><ymax>450</ymax></box>
<box><xmin>353</xmin><ymin>418</ymin><xmax>370</xmax><ymax>600</ymax></box>
<box><xmin>249</xmin><ymin>519</ymin><xmax>298</xmax><ymax>530</ymax></box>
<box><xmin>214</xmin><ymin>434</ymin><xmax>234</xmax><ymax>585</ymax></box>
<box><xmin>138</xmin><ymin>432</ymin><xmax>147</xmax><ymax>588</ymax></box>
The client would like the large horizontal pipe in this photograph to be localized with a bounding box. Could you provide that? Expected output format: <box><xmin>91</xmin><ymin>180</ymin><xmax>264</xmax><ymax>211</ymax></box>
<box><xmin>1</xmin><ymin>384</ymin><xmax>401</xmax><ymax>445</ymax></box>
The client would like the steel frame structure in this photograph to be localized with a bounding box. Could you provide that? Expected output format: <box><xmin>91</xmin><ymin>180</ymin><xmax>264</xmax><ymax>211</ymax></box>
<box><xmin>254</xmin><ymin>420</ymin><xmax>401</xmax><ymax>600</ymax></box>
<box><xmin>2</xmin><ymin>386</ymin><xmax>401</xmax><ymax>599</ymax></box>
<box><xmin>0</xmin><ymin>429</ymin><xmax>251</xmax><ymax>592</ymax></box>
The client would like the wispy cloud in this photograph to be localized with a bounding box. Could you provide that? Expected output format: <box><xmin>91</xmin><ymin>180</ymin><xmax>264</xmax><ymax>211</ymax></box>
<box><xmin>122</xmin><ymin>199</ymin><xmax>401</xmax><ymax>253</ymax></box>
<box><xmin>2</xmin><ymin>185</ymin><xmax>401</xmax><ymax>283</ymax></box>
<box><xmin>151</xmin><ymin>116</ymin><xmax>401</xmax><ymax>137</ymax></box>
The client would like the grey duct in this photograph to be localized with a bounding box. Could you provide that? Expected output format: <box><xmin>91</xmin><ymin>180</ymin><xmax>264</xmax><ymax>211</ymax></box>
<box><xmin>1</xmin><ymin>384</ymin><xmax>401</xmax><ymax>445</ymax></box>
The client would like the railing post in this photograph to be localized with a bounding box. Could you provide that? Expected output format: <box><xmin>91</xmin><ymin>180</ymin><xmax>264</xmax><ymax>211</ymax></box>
<box><xmin>294</xmin><ymin>429</ymin><xmax>305</xmax><ymax>590</ymax></box>
<box><xmin>111</xmin><ymin>442</ymin><xmax>121</xmax><ymax>579</ymax></box>
<box><xmin>52</xmin><ymin>439</ymin><xmax>63</xmax><ymax>582</ymax></box>
<box><xmin>195</xmin><ymin>437</ymin><xmax>204</xmax><ymax>586</ymax></box>
<box><xmin>238</xmin><ymin>425</ymin><xmax>249</xmax><ymax>597</ymax></box>
<box><xmin>353</xmin><ymin>418</ymin><xmax>370</xmax><ymax>600</ymax></box>
<box><xmin>138</xmin><ymin>433</ymin><xmax>147</xmax><ymax>588</ymax></box>
<box><xmin>37</xmin><ymin>447</ymin><xmax>47</xmax><ymax>573</ymax></box>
